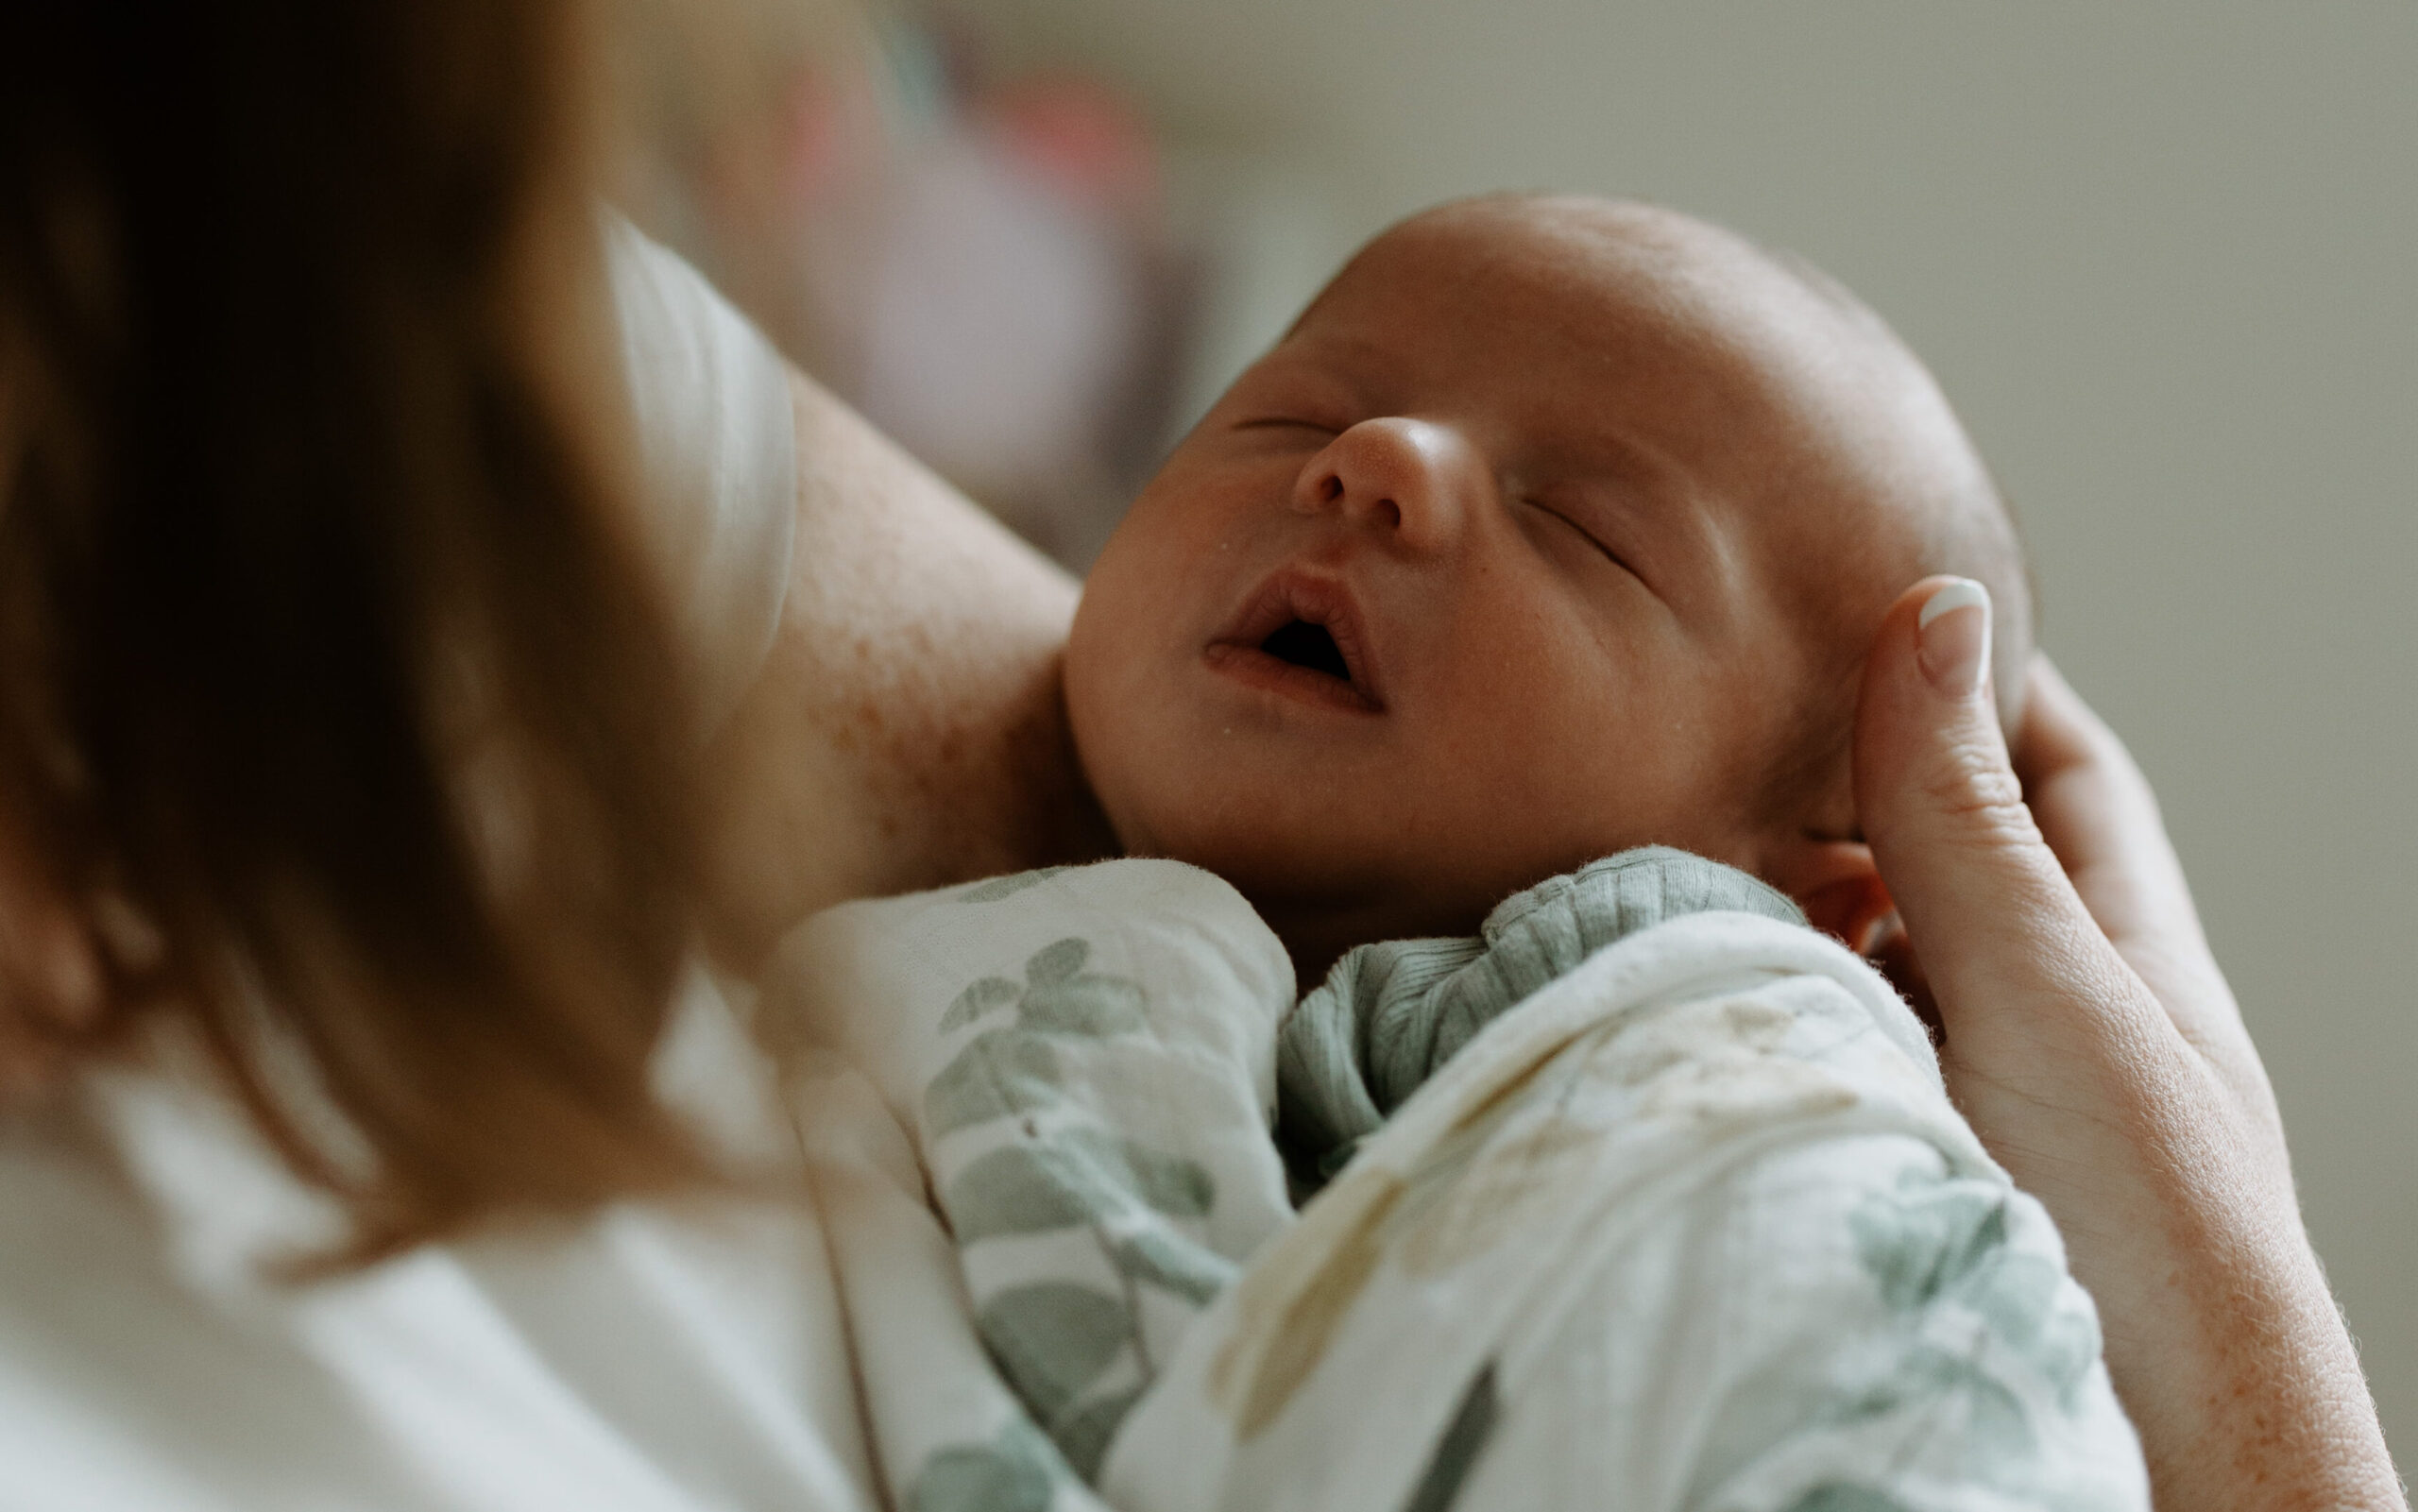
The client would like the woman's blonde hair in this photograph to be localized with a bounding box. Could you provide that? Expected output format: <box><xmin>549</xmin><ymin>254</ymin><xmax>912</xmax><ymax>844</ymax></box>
<box><xmin>0</xmin><ymin>0</ymin><xmax>715</xmax><ymax>1262</ymax></box>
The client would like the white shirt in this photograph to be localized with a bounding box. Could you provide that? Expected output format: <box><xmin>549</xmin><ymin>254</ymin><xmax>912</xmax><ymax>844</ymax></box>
<box><xmin>0</xmin><ymin>225</ymin><xmax>877</xmax><ymax>1512</ymax></box>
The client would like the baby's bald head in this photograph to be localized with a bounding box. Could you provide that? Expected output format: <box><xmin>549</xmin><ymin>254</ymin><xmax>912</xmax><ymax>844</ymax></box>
<box><xmin>1326</xmin><ymin>195</ymin><xmax>2031</xmax><ymax>834</ymax></box>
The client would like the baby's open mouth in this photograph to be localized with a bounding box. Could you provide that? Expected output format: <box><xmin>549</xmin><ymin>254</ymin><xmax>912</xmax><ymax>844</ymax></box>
<box><xmin>1206</xmin><ymin>571</ymin><xmax>1385</xmax><ymax>713</ymax></box>
<box><xmin>1259</xmin><ymin>619</ymin><xmax>1353</xmax><ymax>683</ymax></box>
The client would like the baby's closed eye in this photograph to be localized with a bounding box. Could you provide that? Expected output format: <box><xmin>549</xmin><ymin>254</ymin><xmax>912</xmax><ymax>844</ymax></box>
<box><xmin>1234</xmin><ymin>416</ymin><xmax>1342</xmax><ymax>435</ymax></box>
<box><xmin>1520</xmin><ymin>494</ymin><xmax>1641</xmax><ymax>583</ymax></box>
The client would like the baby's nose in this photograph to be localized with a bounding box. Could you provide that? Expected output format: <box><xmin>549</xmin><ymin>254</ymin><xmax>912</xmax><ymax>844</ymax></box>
<box><xmin>1293</xmin><ymin>417</ymin><xmax>1480</xmax><ymax>552</ymax></box>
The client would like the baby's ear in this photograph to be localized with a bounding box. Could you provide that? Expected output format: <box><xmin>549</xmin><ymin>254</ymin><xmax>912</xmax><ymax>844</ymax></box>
<box><xmin>1764</xmin><ymin>837</ymin><xmax>1896</xmax><ymax>955</ymax></box>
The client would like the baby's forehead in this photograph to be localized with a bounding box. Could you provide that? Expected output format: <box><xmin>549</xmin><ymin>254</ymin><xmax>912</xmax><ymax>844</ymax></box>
<box><xmin>1320</xmin><ymin>196</ymin><xmax>1828</xmax><ymax>354</ymax></box>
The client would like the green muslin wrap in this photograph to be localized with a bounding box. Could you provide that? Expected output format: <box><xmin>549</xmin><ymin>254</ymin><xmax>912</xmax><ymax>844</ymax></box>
<box><xmin>1277</xmin><ymin>846</ymin><xmax>1809</xmax><ymax>1181</ymax></box>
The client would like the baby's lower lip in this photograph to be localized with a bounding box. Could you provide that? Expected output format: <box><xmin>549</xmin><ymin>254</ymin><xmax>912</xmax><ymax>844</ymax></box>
<box><xmin>1202</xmin><ymin>642</ymin><xmax>1386</xmax><ymax>715</ymax></box>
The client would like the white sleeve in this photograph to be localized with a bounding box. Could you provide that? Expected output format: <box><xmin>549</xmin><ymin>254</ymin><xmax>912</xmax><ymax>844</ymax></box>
<box><xmin>603</xmin><ymin>215</ymin><xmax>798</xmax><ymax>735</ymax></box>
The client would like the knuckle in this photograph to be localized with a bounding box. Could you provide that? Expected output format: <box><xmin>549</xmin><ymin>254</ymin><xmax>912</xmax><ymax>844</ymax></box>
<box><xmin>1918</xmin><ymin>738</ymin><xmax>2042</xmax><ymax>848</ymax></box>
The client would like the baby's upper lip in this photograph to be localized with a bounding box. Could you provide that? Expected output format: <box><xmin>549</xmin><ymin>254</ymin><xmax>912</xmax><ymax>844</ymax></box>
<box><xmin>1212</xmin><ymin>569</ymin><xmax>1387</xmax><ymax>709</ymax></box>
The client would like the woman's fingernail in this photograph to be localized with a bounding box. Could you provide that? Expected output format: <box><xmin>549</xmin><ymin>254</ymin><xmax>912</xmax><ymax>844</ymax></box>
<box><xmin>1916</xmin><ymin>578</ymin><xmax>1992</xmax><ymax>697</ymax></box>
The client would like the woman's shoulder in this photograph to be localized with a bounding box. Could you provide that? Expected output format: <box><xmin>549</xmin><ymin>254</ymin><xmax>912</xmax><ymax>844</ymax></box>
<box><xmin>604</xmin><ymin>215</ymin><xmax>800</xmax><ymax>733</ymax></box>
<box><xmin>595</xmin><ymin>215</ymin><xmax>1113</xmax><ymax>967</ymax></box>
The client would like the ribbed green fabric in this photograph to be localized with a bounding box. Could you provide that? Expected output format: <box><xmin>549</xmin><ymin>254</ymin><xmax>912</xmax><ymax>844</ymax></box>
<box><xmin>1276</xmin><ymin>846</ymin><xmax>1808</xmax><ymax>1182</ymax></box>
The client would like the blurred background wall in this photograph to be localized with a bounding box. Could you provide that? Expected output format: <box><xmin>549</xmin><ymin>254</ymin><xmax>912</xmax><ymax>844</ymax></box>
<box><xmin>629</xmin><ymin>0</ymin><xmax>2416</xmax><ymax>1471</ymax></box>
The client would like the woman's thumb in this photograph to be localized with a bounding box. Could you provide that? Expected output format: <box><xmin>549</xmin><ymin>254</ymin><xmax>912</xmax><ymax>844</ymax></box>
<box><xmin>1855</xmin><ymin>578</ymin><xmax>2102</xmax><ymax>1049</ymax></box>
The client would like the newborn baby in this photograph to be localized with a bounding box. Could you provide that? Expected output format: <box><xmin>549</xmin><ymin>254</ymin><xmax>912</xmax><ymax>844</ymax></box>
<box><xmin>1068</xmin><ymin>192</ymin><xmax>2028</xmax><ymax>983</ymax></box>
<box><xmin>777</xmin><ymin>196</ymin><xmax>2142</xmax><ymax>1512</ymax></box>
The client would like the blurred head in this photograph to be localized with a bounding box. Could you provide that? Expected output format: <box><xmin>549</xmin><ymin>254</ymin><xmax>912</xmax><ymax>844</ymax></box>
<box><xmin>0</xmin><ymin>0</ymin><xmax>713</xmax><ymax>1258</ymax></box>
<box><xmin>1067</xmin><ymin>195</ymin><xmax>2027</xmax><ymax>977</ymax></box>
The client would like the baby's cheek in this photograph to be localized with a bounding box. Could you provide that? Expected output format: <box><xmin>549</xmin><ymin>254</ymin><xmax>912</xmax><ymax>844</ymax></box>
<box><xmin>1478</xmin><ymin>704</ymin><xmax>1742</xmax><ymax>866</ymax></box>
<box><xmin>1062</xmin><ymin>601</ymin><xmax>1143</xmax><ymax>820</ymax></box>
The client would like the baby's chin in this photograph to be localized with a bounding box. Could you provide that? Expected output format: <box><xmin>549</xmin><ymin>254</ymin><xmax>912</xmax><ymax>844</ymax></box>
<box><xmin>1115</xmin><ymin>822</ymin><xmax>1381</xmax><ymax>927</ymax></box>
<box><xmin>1111</xmin><ymin>815</ymin><xmax>1524</xmax><ymax>984</ymax></box>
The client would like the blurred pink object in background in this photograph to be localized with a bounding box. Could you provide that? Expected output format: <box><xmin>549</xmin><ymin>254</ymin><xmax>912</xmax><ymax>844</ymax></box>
<box><xmin>772</xmin><ymin>22</ymin><xmax>1188</xmax><ymax>566</ymax></box>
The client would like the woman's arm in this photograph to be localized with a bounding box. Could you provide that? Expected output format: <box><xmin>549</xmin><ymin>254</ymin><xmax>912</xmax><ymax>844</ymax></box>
<box><xmin>1854</xmin><ymin>577</ymin><xmax>2404</xmax><ymax>1511</ymax></box>
<box><xmin>695</xmin><ymin>371</ymin><xmax>1116</xmax><ymax>972</ymax></box>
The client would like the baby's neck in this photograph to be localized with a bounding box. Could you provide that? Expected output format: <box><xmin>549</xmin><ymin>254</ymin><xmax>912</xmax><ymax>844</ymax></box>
<box><xmin>1252</xmin><ymin>890</ymin><xmax>1486</xmax><ymax>996</ymax></box>
<box><xmin>1245</xmin><ymin>844</ymin><xmax>1808</xmax><ymax>996</ymax></box>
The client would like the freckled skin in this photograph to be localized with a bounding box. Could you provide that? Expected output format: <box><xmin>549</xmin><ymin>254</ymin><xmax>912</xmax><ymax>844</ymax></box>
<box><xmin>695</xmin><ymin>373</ymin><xmax>1116</xmax><ymax>972</ymax></box>
<box><xmin>1066</xmin><ymin>196</ymin><xmax>2000</xmax><ymax>981</ymax></box>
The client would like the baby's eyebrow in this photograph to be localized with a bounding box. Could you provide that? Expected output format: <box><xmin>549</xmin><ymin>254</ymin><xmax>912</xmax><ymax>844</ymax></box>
<box><xmin>1232</xmin><ymin>340</ymin><xmax>1369</xmax><ymax>403</ymax></box>
<box><xmin>1270</xmin><ymin>328</ymin><xmax>1403</xmax><ymax>382</ymax></box>
<box><xmin>1530</xmin><ymin>416</ymin><xmax>1694</xmax><ymax>526</ymax></box>
<box><xmin>1552</xmin><ymin>424</ymin><xmax>1679</xmax><ymax>490</ymax></box>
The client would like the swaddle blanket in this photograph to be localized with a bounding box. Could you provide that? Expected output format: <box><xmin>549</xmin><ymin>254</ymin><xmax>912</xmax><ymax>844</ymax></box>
<box><xmin>766</xmin><ymin>854</ymin><xmax>2149</xmax><ymax>1512</ymax></box>
<box><xmin>768</xmin><ymin>860</ymin><xmax>1298</xmax><ymax>1508</ymax></box>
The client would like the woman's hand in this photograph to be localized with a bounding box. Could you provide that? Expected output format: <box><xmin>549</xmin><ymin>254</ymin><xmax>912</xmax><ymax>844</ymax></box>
<box><xmin>1854</xmin><ymin>577</ymin><xmax>2405</xmax><ymax>1512</ymax></box>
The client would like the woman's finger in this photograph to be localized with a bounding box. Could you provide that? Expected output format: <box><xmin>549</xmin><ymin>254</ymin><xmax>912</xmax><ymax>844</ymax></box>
<box><xmin>2009</xmin><ymin>654</ymin><xmax>2279</xmax><ymax>1139</ymax></box>
<box><xmin>1852</xmin><ymin>578</ymin><xmax>2170</xmax><ymax>1089</ymax></box>
<box><xmin>2012</xmin><ymin>658</ymin><xmax>2197</xmax><ymax>955</ymax></box>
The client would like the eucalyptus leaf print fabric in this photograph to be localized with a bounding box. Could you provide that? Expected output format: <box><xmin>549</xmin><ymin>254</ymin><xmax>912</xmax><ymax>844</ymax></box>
<box><xmin>767</xmin><ymin>860</ymin><xmax>1296</xmax><ymax>1500</ymax></box>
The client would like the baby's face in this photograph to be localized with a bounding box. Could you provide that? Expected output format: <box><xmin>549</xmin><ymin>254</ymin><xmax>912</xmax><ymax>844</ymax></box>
<box><xmin>1067</xmin><ymin>198</ymin><xmax>1979</xmax><ymax>968</ymax></box>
